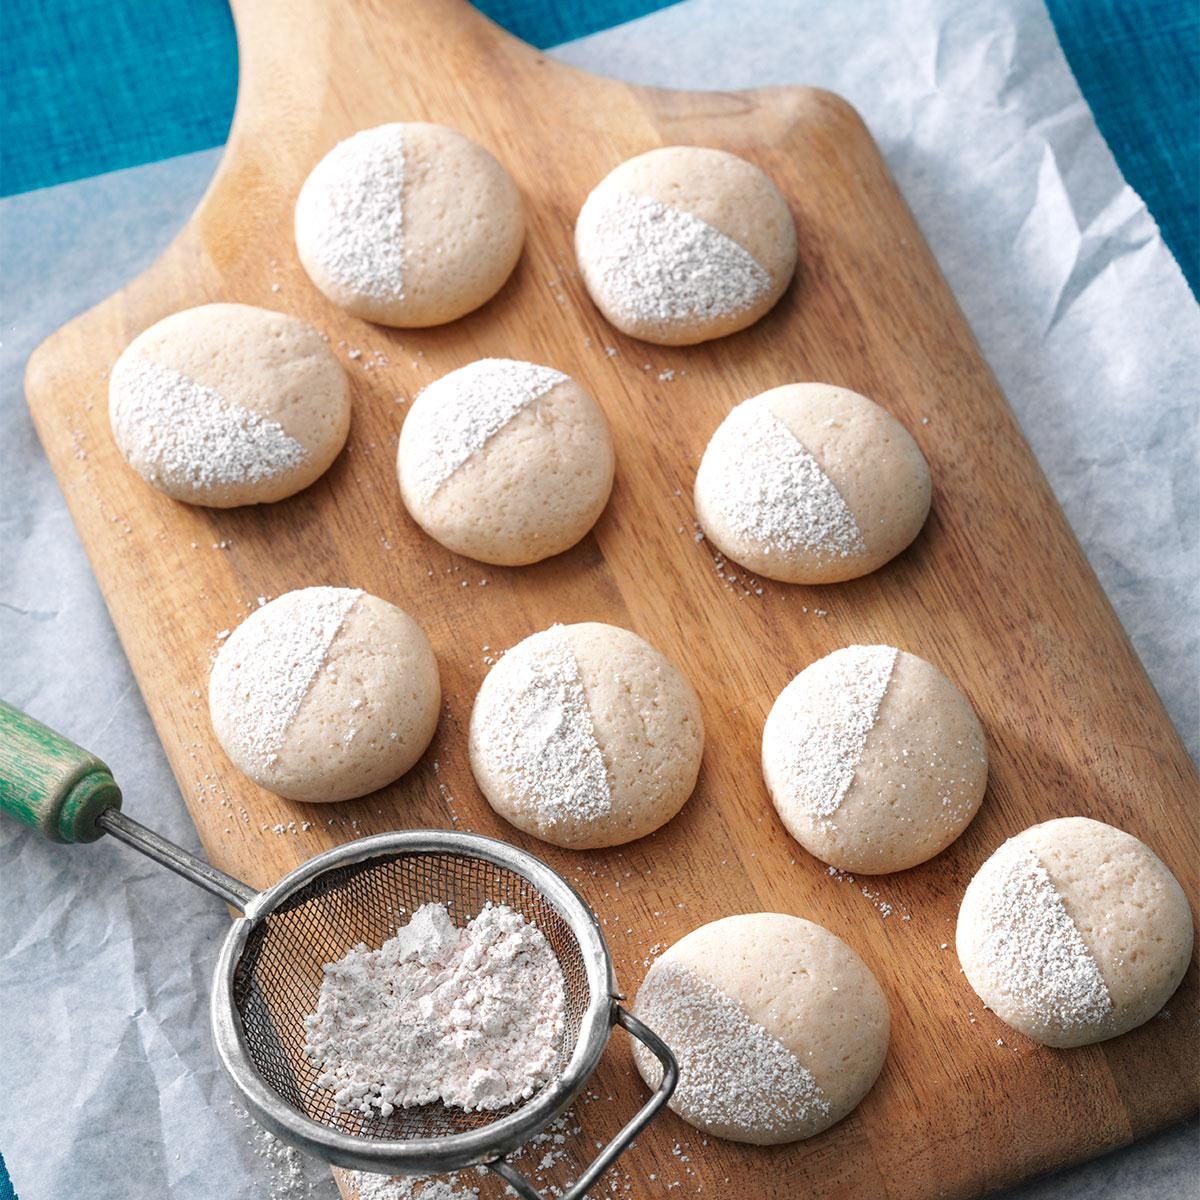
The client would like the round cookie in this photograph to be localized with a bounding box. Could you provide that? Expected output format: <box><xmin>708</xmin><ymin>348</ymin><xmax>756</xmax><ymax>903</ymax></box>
<box><xmin>957</xmin><ymin>817</ymin><xmax>1193</xmax><ymax>1048</ymax></box>
<box><xmin>575</xmin><ymin>146</ymin><xmax>796</xmax><ymax>345</ymax></box>
<box><xmin>694</xmin><ymin>384</ymin><xmax>931</xmax><ymax>584</ymax></box>
<box><xmin>632</xmin><ymin>914</ymin><xmax>889</xmax><ymax>1144</ymax></box>
<box><xmin>468</xmin><ymin>622</ymin><xmax>703</xmax><ymax>848</ymax></box>
<box><xmin>109</xmin><ymin>304</ymin><xmax>350</xmax><ymax>507</ymax></box>
<box><xmin>763</xmin><ymin>645</ymin><xmax>987</xmax><ymax>874</ymax></box>
<box><xmin>397</xmin><ymin>358</ymin><xmax>614</xmax><ymax>566</ymax></box>
<box><xmin>295</xmin><ymin>122</ymin><xmax>524</xmax><ymax>327</ymax></box>
<box><xmin>209</xmin><ymin>587</ymin><xmax>440</xmax><ymax>803</ymax></box>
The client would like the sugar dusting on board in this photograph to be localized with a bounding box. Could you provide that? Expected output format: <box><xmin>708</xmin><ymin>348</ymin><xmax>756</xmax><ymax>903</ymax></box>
<box><xmin>475</xmin><ymin>626</ymin><xmax>612</xmax><ymax>829</ymax></box>
<box><xmin>579</xmin><ymin>190</ymin><xmax>771</xmax><ymax>325</ymax></box>
<box><xmin>213</xmin><ymin>587</ymin><xmax>361</xmax><ymax>768</ymax></box>
<box><xmin>109</xmin><ymin>357</ymin><xmax>308</xmax><ymax>491</ymax></box>
<box><xmin>347</xmin><ymin>1106</ymin><xmax>585</xmax><ymax>1199</ymax></box>
<box><xmin>352</xmin><ymin>1173</ymin><xmax>480</xmax><ymax>1200</ymax></box>
<box><xmin>633</xmin><ymin>960</ymin><xmax>830</xmax><ymax>1138</ymax></box>
<box><xmin>296</xmin><ymin>123</ymin><xmax>407</xmax><ymax>301</ymax></box>
<box><xmin>303</xmin><ymin>902</ymin><xmax>566</xmax><ymax>1115</ymax></box>
<box><xmin>968</xmin><ymin>841</ymin><xmax>1112</xmax><ymax>1030</ymax></box>
<box><xmin>699</xmin><ymin>398</ymin><xmax>865</xmax><ymax>561</ymax></box>
<box><xmin>772</xmin><ymin>645</ymin><xmax>898</xmax><ymax>818</ymax></box>
<box><xmin>403</xmin><ymin>359</ymin><xmax>567</xmax><ymax>500</ymax></box>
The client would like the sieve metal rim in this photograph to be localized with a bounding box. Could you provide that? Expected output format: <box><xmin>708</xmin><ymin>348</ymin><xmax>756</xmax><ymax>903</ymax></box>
<box><xmin>210</xmin><ymin>829</ymin><xmax>617</xmax><ymax>1176</ymax></box>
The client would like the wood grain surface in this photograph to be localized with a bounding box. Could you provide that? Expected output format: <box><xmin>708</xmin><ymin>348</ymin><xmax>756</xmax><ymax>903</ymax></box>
<box><xmin>23</xmin><ymin>1</ymin><xmax>1198</xmax><ymax>1197</ymax></box>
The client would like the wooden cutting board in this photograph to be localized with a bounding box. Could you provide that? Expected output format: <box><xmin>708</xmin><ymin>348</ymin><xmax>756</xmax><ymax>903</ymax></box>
<box><xmin>23</xmin><ymin>1</ymin><xmax>1197</xmax><ymax>1196</ymax></box>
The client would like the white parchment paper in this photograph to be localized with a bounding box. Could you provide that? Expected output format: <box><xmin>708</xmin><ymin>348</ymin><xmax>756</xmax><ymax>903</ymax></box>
<box><xmin>1</xmin><ymin>1</ymin><xmax>1195</xmax><ymax>1198</ymax></box>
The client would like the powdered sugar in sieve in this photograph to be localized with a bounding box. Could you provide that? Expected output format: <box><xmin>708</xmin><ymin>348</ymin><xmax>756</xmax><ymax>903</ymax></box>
<box><xmin>302</xmin><ymin>902</ymin><xmax>567</xmax><ymax>1117</ymax></box>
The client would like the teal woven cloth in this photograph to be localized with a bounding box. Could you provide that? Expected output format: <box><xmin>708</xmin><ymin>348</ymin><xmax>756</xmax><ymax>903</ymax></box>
<box><xmin>1046</xmin><ymin>0</ymin><xmax>1198</xmax><ymax>293</ymax></box>
<box><xmin>2</xmin><ymin>0</ymin><xmax>238</xmax><ymax>194</ymax></box>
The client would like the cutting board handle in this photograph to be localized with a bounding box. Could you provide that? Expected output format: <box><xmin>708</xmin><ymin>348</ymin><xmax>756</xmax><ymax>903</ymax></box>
<box><xmin>0</xmin><ymin>700</ymin><xmax>123</xmax><ymax>843</ymax></box>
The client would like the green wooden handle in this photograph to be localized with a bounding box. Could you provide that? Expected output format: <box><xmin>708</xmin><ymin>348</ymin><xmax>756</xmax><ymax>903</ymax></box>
<box><xmin>0</xmin><ymin>700</ymin><xmax>123</xmax><ymax>843</ymax></box>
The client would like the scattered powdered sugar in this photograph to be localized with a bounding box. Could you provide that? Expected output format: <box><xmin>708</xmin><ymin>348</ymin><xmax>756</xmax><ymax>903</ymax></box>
<box><xmin>476</xmin><ymin>627</ymin><xmax>612</xmax><ymax>829</ymax></box>
<box><xmin>110</xmin><ymin>356</ymin><xmax>307</xmax><ymax>491</ymax></box>
<box><xmin>216</xmin><ymin>587</ymin><xmax>361</xmax><ymax>768</ymax></box>
<box><xmin>350</xmin><ymin>1172</ymin><xmax>479</xmax><ymax>1200</ymax></box>
<box><xmin>580</xmin><ymin>190</ymin><xmax>771</xmax><ymax>325</ymax></box>
<box><xmin>249</xmin><ymin>1132</ymin><xmax>313</xmax><ymax>1200</ymax></box>
<box><xmin>297</xmin><ymin>123</ymin><xmax>407</xmax><ymax>301</ymax></box>
<box><xmin>230</xmin><ymin>1101</ymin><xmax>332</xmax><ymax>1200</ymax></box>
<box><xmin>771</xmin><ymin>645</ymin><xmax>898</xmax><ymax>819</ymax></box>
<box><xmin>969</xmin><ymin>841</ymin><xmax>1112</xmax><ymax>1030</ymax></box>
<box><xmin>303</xmin><ymin>902</ymin><xmax>566</xmax><ymax>1116</ymax></box>
<box><xmin>346</xmin><ymin>1108</ymin><xmax>584</xmax><ymax>1199</ymax></box>
<box><xmin>633</xmin><ymin>961</ymin><xmax>830</xmax><ymax>1138</ymax></box>
<box><xmin>403</xmin><ymin>359</ymin><xmax>567</xmax><ymax>501</ymax></box>
<box><xmin>699</xmin><ymin>399</ymin><xmax>865</xmax><ymax>561</ymax></box>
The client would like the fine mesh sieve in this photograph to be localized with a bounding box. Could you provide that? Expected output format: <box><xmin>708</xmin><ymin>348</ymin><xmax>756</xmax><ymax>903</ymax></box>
<box><xmin>0</xmin><ymin>702</ymin><xmax>678</xmax><ymax>1200</ymax></box>
<box><xmin>227</xmin><ymin>844</ymin><xmax>595</xmax><ymax>1140</ymax></box>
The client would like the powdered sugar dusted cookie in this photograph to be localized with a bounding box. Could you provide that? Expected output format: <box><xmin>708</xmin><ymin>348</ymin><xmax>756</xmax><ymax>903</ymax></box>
<box><xmin>209</xmin><ymin>587</ymin><xmax>440</xmax><ymax>803</ymax></box>
<box><xmin>295</xmin><ymin>122</ymin><xmax>524</xmax><ymax>327</ymax></box>
<box><xmin>468</xmin><ymin>622</ymin><xmax>703</xmax><ymax>848</ymax></box>
<box><xmin>957</xmin><ymin>817</ymin><xmax>1192</xmax><ymax>1048</ymax></box>
<box><xmin>109</xmin><ymin>304</ymin><xmax>350</xmax><ymax>507</ymax></box>
<box><xmin>695</xmin><ymin>384</ymin><xmax>931</xmax><ymax>584</ymax></box>
<box><xmin>763</xmin><ymin>645</ymin><xmax>987</xmax><ymax>873</ymax></box>
<box><xmin>575</xmin><ymin>146</ymin><xmax>796</xmax><ymax>345</ymax></box>
<box><xmin>632</xmin><ymin>913</ymin><xmax>889</xmax><ymax>1144</ymax></box>
<box><xmin>397</xmin><ymin>358</ymin><xmax>614</xmax><ymax>565</ymax></box>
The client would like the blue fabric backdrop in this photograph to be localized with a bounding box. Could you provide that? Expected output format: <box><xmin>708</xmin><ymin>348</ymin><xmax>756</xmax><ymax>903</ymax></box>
<box><xmin>1048</xmin><ymin>0</ymin><xmax>1198</xmax><ymax>294</ymax></box>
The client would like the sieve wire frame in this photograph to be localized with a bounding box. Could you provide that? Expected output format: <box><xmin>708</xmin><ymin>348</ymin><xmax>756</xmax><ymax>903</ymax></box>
<box><xmin>210</xmin><ymin>830</ymin><xmax>617</xmax><ymax>1177</ymax></box>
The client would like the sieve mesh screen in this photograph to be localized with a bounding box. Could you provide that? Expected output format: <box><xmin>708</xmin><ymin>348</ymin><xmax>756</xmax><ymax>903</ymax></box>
<box><xmin>230</xmin><ymin>850</ymin><xmax>591</xmax><ymax>1141</ymax></box>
